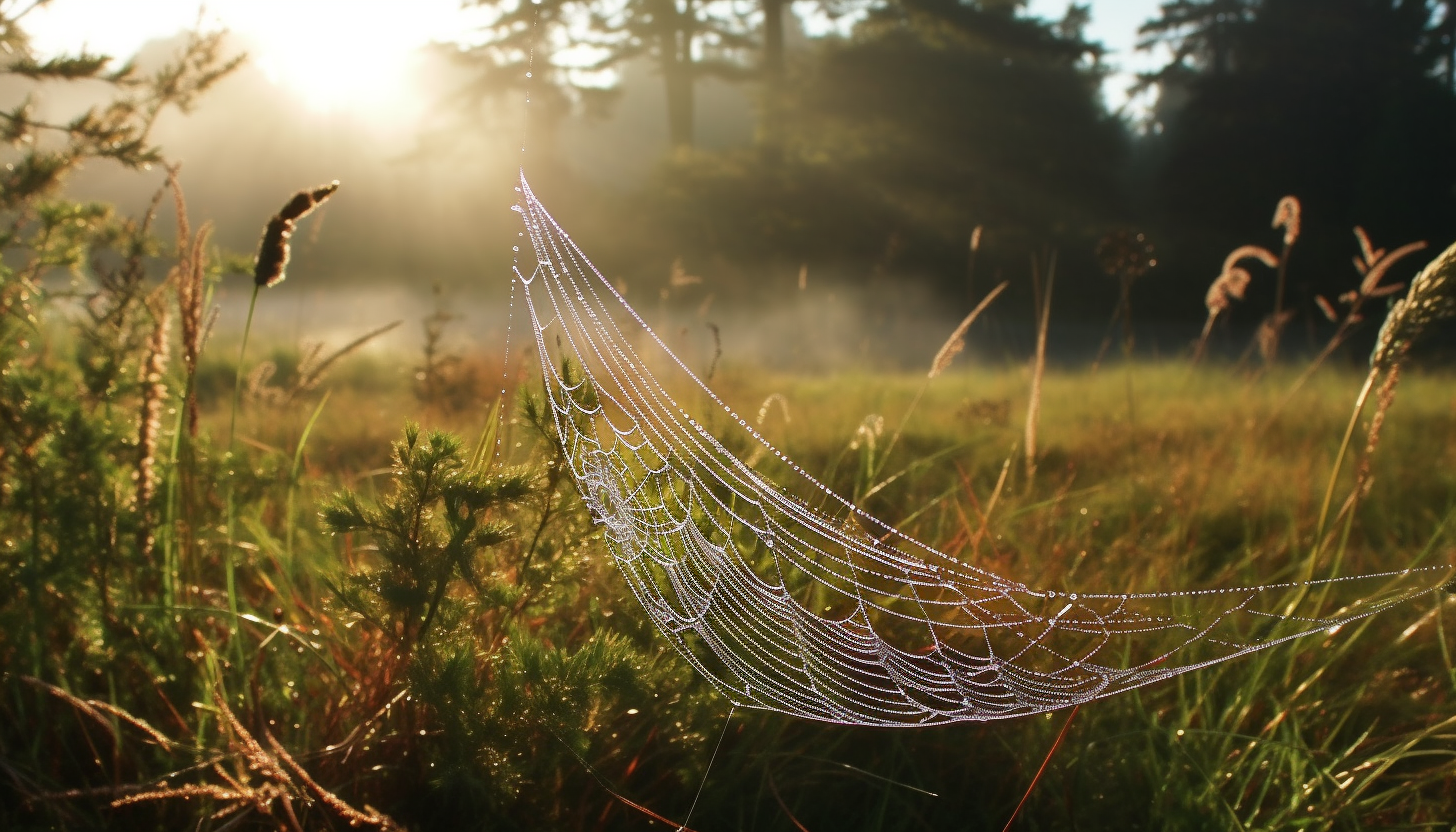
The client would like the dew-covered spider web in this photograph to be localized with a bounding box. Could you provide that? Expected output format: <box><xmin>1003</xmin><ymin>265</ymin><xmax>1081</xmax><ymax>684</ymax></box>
<box><xmin>508</xmin><ymin>173</ymin><xmax>1450</xmax><ymax>726</ymax></box>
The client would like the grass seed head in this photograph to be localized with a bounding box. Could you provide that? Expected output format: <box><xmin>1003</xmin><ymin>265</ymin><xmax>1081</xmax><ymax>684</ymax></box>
<box><xmin>1272</xmin><ymin>196</ymin><xmax>1301</xmax><ymax>247</ymax></box>
<box><xmin>1205</xmin><ymin>266</ymin><xmax>1251</xmax><ymax>315</ymax></box>
<box><xmin>1371</xmin><ymin>239</ymin><xmax>1456</xmax><ymax>371</ymax></box>
<box><xmin>253</xmin><ymin>180</ymin><xmax>339</xmax><ymax>288</ymax></box>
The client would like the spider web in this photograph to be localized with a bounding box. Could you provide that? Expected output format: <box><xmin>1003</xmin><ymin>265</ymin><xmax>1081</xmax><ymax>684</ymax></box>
<box><xmin>510</xmin><ymin>174</ymin><xmax>1449</xmax><ymax>726</ymax></box>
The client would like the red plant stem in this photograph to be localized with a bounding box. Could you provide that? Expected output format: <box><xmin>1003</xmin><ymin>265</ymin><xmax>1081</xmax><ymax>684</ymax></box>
<box><xmin>1001</xmin><ymin>704</ymin><xmax>1080</xmax><ymax>832</ymax></box>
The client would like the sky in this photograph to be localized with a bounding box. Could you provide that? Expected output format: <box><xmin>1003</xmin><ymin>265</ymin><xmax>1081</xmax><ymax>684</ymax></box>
<box><xmin>21</xmin><ymin>0</ymin><xmax>1170</xmax><ymax>114</ymax></box>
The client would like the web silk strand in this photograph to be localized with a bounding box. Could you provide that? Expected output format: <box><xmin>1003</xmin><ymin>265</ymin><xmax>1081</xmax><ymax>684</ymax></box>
<box><xmin>506</xmin><ymin>173</ymin><xmax>1451</xmax><ymax>727</ymax></box>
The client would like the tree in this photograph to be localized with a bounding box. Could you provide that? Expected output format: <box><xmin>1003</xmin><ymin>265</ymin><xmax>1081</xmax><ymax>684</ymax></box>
<box><xmin>793</xmin><ymin>0</ymin><xmax>1124</xmax><ymax>244</ymax></box>
<box><xmin>1149</xmin><ymin>0</ymin><xmax>1456</xmax><ymax>238</ymax></box>
<box><xmin>457</xmin><ymin>0</ymin><xmax>756</xmax><ymax>149</ymax></box>
<box><xmin>1138</xmin><ymin>0</ymin><xmax>1259</xmax><ymax>78</ymax></box>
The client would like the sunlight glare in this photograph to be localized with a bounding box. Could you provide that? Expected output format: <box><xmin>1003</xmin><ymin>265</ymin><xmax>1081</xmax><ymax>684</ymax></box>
<box><xmin>247</xmin><ymin>3</ymin><xmax>436</xmax><ymax>113</ymax></box>
<box><xmin>22</xmin><ymin>0</ymin><xmax>492</xmax><ymax>116</ymax></box>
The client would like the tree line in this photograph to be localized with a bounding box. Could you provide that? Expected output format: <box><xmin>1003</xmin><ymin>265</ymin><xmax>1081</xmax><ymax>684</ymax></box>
<box><xmin>450</xmin><ymin>0</ymin><xmax>1456</xmax><ymax>338</ymax></box>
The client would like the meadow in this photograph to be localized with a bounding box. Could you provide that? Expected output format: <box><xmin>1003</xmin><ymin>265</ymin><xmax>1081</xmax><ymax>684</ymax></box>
<box><xmin>5</xmin><ymin>218</ymin><xmax>1456</xmax><ymax>830</ymax></box>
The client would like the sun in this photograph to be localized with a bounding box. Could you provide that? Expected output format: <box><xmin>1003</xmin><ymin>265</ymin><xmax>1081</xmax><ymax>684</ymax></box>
<box><xmin>21</xmin><ymin>0</ymin><xmax>490</xmax><ymax>116</ymax></box>
<box><xmin>244</xmin><ymin>3</ymin><xmax>447</xmax><ymax>114</ymax></box>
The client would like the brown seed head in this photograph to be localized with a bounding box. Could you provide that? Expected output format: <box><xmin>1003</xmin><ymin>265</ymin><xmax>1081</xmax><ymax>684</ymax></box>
<box><xmin>253</xmin><ymin>180</ymin><xmax>339</xmax><ymax>288</ymax></box>
<box><xmin>1372</xmin><ymin>239</ymin><xmax>1456</xmax><ymax>371</ymax></box>
<box><xmin>1272</xmin><ymin>196</ymin><xmax>1301</xmax><ymax>247</ymax></box>
<box><xmin>1205</xmin><ymin>267</ymin><xmax>1251</xmax><ymax>315</ymax></box>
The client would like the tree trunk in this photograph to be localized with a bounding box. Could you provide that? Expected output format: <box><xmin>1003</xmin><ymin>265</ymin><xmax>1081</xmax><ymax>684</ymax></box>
<box><xmin>760</xmin><ymin>0</ymin><xmax>785</xmax><ymax>159</ymax></box>
<box><xmin>656</xmin><ymin>0</ymin><xmax>696</xmax><ymax>149</ymax></box>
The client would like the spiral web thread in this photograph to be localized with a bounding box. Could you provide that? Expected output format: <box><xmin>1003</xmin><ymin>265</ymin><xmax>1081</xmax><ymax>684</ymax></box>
<box><xmin>510</xmin><ymin>174</ymin><xmax>1448</xmax><ymax>726</ymax></box>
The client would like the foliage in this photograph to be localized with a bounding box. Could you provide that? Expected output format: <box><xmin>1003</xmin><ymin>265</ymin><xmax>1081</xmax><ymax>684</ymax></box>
<box><xmin>4</xmin><ymin>4</ymin><xmax>1456</xmax><ymax>831</ymax></box>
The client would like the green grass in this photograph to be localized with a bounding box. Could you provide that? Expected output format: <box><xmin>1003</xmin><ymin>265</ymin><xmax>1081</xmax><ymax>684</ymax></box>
<box><xmin>5</xmin><ymin>306</ymin><xmax>1456</xmax><ymax>831</ymax></box>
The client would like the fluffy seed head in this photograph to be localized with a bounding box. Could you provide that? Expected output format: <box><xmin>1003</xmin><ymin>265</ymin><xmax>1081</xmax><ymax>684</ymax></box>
<box><xmin>1372</xmin><ymin>240</ymin><xmax>1456</xmax><ymax>371</ymax></box>
<box><xmin>253</xmin><ymin>180</ymin><xmax>339</xmax><ymax>288</ymax></box>
<box><xmin>1205</xmin><ymin>267</ymin><xmax>1251</xmax><ymax>315</ymax></box>
<box><xmin>1272</xmin><ymin>196</ymin><xmax>1301</xmax><ymax>247</ymax></box>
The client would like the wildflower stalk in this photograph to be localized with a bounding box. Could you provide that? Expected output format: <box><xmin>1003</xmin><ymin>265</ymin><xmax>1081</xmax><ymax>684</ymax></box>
<box><xmin>1193</xmin><ymin>245</ymin><xmax>1277</xmax><ymax>364</ymax></box>
<box><xmin>225</xmin><ymin>181</ymin><xmax>337</xmax><ymax>658</ymax></box>
<box><xmin>1025</xmin><ymin>253</ymin><xmax>1054</xmax><ymax>486</ymax></box>
<box><xmin>1264</xmin><ymin>196</ymin><xmax>1301</xmax><ymax>364</ymax></box>
<box><xmin>871</xmin><ymin>281</ymin><xmax>1006</xmax><ymax>489</ymax></box>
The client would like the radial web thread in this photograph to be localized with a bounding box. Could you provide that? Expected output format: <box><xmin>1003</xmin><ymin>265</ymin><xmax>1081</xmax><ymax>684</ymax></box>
<box><xmin>510</xmin><ymin>174</ymin><xmax>1450</xmax><ymax>726</ymax></box>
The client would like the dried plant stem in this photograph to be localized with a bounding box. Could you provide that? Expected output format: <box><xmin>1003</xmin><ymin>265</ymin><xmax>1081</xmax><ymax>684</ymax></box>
<box><xmin>1001</xmin><ymin>704</ymin><xmax>1080</xmax><ymax>832</ymax></box>
<box><xmin>872</xmin><ymin>281</ymin><xmax>1007</xmax><ymax>486</ymax></box>
<box><xmin>1267</xmin><ymin>239</ymin><xmax>1292</xmax><ymax>363</ymax></box>
<box><xmin>136</xmin><ymin>307</ymin><xmax>170</xmax><ymax>569</ymax></box>
<box><xmin>1192</xmin><ymin>313</ymin><xmax>1218</xmax><ymax>365</ymax></box>
<box><xmin>1025</xmin><ymin>254</ymin><xmax>1054</xmax><ymax>486</ymax></box>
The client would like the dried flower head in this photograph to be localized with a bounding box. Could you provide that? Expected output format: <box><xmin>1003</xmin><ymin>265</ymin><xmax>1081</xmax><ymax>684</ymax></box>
<box><xmin>253</xmin><ymin>180</ymin><xmax>339</xmax><ymax>288</ymax></box>
<box><xmin>928</xmin><ymin>281</ymin><xmax>1007</xmax><ymax>378</ymax></box>
<box><xmin>757</xmin><ymin>393</ymin><xmax>791</xmax><ymax>426</ymax></box>
<box><xmin>849</xmin><ymin>414</ymin><xmax>884</xmax><ymax>451</ymax></box>
<box><xmin>1315</xmin><ymin>294</ymin><xmax>1338</xmax><ymax>322</ymax></box>
<box><xmin>1359</xmin><ymin>241</ymin><xmax>1426</xmax><ymax>297</ymax></box>
<box><xmin>1205</xmin><ymin>267</ymin><xmax>1251</xmax><ymax>315</ymax></box>
<box><xmin>668</xmin><ymin>257</ymin><xmax>701</xmax><ymax>288</ymax></box>
<box><xmin>1256</xmin><ymin>310</ymin><xmax>1296</xmax><ymax>362</ymax></box>
<box><xmin>969</xmin><ymin>225</ymin><xmax>983</xmax><ymax>253</ymax></box>
<box><xmin>1354</xmin><ymin>227</ymin><xmax>1382</xmax><ymax>272</ymax></box>
<box><xmin>1272</xmin><ymin>196</ymin><xmax>1301</xmax><ymax>247</ymax></box>
<box><xmin>1371</xmin><ymin>240</ymin><xmax>1456</xmax><ymax>371</ymax></box>
<box><xmin>1095</xmin><ymin>229</ymin><xmax>1157</xmax><ymax>280</ymax></box>
<box><xmin>1222</xmin><ymin>244</ymin><xmax>1279</xmax><ymax>276</ymax></box>
<box><xmin>135</xmin><ymin>307</ymin><xmax>170</xmax><ymax>560</ymax></box>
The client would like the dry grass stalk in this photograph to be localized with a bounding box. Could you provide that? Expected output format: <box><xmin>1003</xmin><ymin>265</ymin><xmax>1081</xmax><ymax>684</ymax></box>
<box><xmin>1256</xmin><ymin>310</ymin><xmax>1296</xmax><ymax>363</ymax></box>
<box><xmin>1354</xmin><ymin>364</ymin><xmax>1401</xmax><ymax>497</ymax></box>
<box><xmin>1264</xmin><ymin>195</ymin><xmax>1302</xmax><ymax>363</ymax></box>
<box><xmin>1371</xmin><ymin>238</ymin><xmax>1456</xmax><ymax>372</ymax></box>
<box><xmin>1025</xmin><ymin>255</ymin><xmax>1054</xmax><ymax>484</ymax></box>
<box><xmin>22</xmin><ymin>675</ymin><xmax>174</xmax><ymax>750</ymax></box>
<box><xmin>135</xmin><ymin>305</ymin><xmax>169</xmax><ymax>560</ymax></box>
<box><xmin>757</xmin><ymin>393</ymin><xmax>790</xmax><ymax>426</ymax></box>
<box><xmin>966</xmin><ymin>226</ymin><xmax>982</xmax><ymax>303</ymax></box>
<box><xmin>668</xmin><ymin>257</ymin><xmax>701</xmax><ymax>288</ymax></box>
<box><xmin>254</xmin><ymin>180</ymin><xmax>339</xmax><ymax>288</ymax></box>
<box><xmin>1311</xmin><ymin>240</ymin><xmax>1456</xmax><ymax>550</ymax></box>
<box><xmin>290</xmin><ymin>320</ymin><xmax>401</xmax><ymax>401</ymax></box>
<box><xmin>1286</xmin><ymin>232</ymin><xmax>1428</xmax><ymax>401</ymax></box>
<box><xmin>1272</xmin><ymin>196</ymin><xmax>1301</xmax><ymax>248</ymax></box>
<box><xmin>1194</xmin><ymin>245</ymin><xmax>1277</xmax><ymax>363</ymax></box>
<box><xmin>265</xmin><ymin>730</ymin><xmax>401</xmax><ymax>830</ymax></box>
<box><xmin>869</xmin><ymin>281</ymin><xmax>1009</xmax><ymax>486</ymax></box>
<box><xmin>704</xmin><ymin>321</ymin><xmax>721</xmax><ymax>381</ymax></box>
<box><xmin>167</xmin><ymin>169</ymin><xmax>212</xmax><ymax>437</ymax></box>
<box><xmin>244</xmin><ymin>322</ymin><xmax>401</xmax><ymax>409</ymax></box>
<box><xmin>202</xmin><ymin>692</ymin><xmax>402</xmax><ymax>830</ymax></box>
<box><xmin>929</xmin><ymin>280</ymin><xmax>1008</xmax><ymax>378</ymax></box>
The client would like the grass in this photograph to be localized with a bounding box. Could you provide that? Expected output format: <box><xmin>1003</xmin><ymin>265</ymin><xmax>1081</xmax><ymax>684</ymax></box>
<box><xmin>5</xmin><ymin>280</ymin><xmax>1456</xmax><ymax>831</ymax></box>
